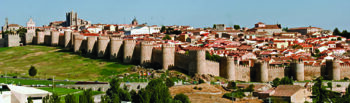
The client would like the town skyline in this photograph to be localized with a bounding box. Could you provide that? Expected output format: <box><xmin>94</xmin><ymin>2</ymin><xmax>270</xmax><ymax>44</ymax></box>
<box><xmin>1</xmin><ymin>0</ymin><xmax>349</xmax><ymax>31</ymax></box>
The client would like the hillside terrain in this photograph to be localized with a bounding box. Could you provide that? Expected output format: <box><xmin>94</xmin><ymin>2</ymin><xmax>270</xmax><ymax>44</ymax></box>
<box><xmin>0</xmin><ymin>45</ymin><xmax>134</xmax><ymax>81</ymax></box>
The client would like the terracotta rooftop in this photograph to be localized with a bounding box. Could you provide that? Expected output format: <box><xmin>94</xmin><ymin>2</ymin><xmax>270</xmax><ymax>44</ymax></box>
<box><xmin>271</xmin><ymin>85</ymin><xmax>304</xmax><ymax>97</ymax></box>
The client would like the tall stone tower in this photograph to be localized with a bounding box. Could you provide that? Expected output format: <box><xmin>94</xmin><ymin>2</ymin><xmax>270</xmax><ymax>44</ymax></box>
<box><xmin>63</xmin><ymin>30</ymin><xmax>72</xmax><ymax>48</ymax></box>
<box><xmin>140</xmin><ymin>41</ymin><xmax>154</xmax><ymax>65</ymax></box>
<box><xmin>25</xmin><ymin>18</ymin><xmax>36</xmax><ymax>45</ymax></box>
<box><xmin>2</xmin><ymin>18</ymin><xmax>8</xmax><ymax>31</ymax></box>
<box><xmin>73</xmin><ymin>34</ymin><xmax>84</xmax><ymax>53</ymax></box>
<box><xmin>220</xmin><ymin>56</ymin><xmax>235</xmax><ymax>81</ymax></box>
<box><xmin>86</xmin><ymin>36</ymin><xmax>97</xmax><ymax>55</ymax></box>
<box><xmin>326</xmin><ymin>59</ymin><xmax>341</xmax><ymax>80</ymax></box>
<box><xmin>123</xmin><ymin>40</ymin><xmax>136</xmax><ymax>63</ymax></box>
<box><xmin>291</xmin><ymin>59</ymin><xmax>305</xmax><ymax>81</ymax></box>
<box><xmin>66</xmin><ymin>10</ymin><xmax>79</xmax><ymax>26</ymax></box>
<box><xmin>97</xmin><ymin>36</ymin><xmax>109</xmax><ymax>58</ymax></box>
<box><xmin>254</xmin><ymin>61</ymin><xmax>268</xmax><ymax>82</ymax></box>
<box><xmin>162</xmin><ymin>44</ymin><xmax>175</xmax><ymax>70</ymax></box>
<box><xmin>36</xmin><ymin>31</ymin><xmax>45</xmax><ymax>45</ymax></box>
<box><xmin>50</xmin><ymin>31</ymin><xmax>60</xmax><ymax>46</ymax></box>
<box><xmin>189</xmin><ymin>49</ymin><xmax>206</xmax><ymax>75</ymax></box>
<box><xmin>110</xmin><ymin>37</ymin><xmax>123</xmax><ymax>60</ymax></box>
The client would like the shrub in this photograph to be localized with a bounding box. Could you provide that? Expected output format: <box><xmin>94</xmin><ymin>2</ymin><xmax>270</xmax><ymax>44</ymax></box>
<box><xmin>174</xmin><ymin>93</ymin><xmax>190</xmax><ymax>103</ymax></box>
<box><xmin>198</xmin><ymin>87</ymin><xmax>202</xmax><ymax>90</ymax></box>
<box><xmin>198</xmin><ymin>79</ymin><xmax>205</xmax><ymax>84</ymax></box>
<box><xmin>166</xmin><ymin>78</ymin><xmax>175</xmax><ymax>87</ymax></box>
<box><xmin>337</xmin><ymin>84</ymin><xmax>341</xmax><ymax>87</ymax></box>
<box><xmin>193</xmin><ymin>86</ymin><xmax>198</xmax><ymax>89</ymax></box>
<box><xmin>344</xmin><ymin>77</ymin><xmax>349</xmax><ymax>81</ymax></box>
<box><xmin>28</xmin><ymin>65</ymin><xmax>37</xmax><ymax>77</ymax></box>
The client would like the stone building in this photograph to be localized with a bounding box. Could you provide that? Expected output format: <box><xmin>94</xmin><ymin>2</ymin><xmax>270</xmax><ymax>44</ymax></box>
<box><xmin>250</xmin><ymin>22</ymin><xmax>282</xmax><ymax>35</ymax></box>
<box><xmin>288</xmin><ymin>27</ymin><xmax>323</xmax><ymax>35</ymax></box>
<box><xmin>64</xmin><ymin>10</ymin><xmax>90</xmax><ymax>27</ymax></box>
<box><xmin>25</xmin><ymin>18</ymin><xmax>36</xmax><ymax>45</ymax></box>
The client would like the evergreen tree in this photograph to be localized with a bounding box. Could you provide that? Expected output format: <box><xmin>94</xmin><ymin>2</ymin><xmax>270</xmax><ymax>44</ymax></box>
<box><xmin>79</xmin><ymin>89</ymin><xmax>94</xmax><ymax>103</ymax></box>
<box><xmin>333</xmin><ymin>28</ymin><xmax>341</xmax><ymax>36</ymax></box>
<box><xmin>280</xmin><ymin>77</ymin><xmax>293</xmax><ymax>85</ymax></box>
<box><xmin>28</xmin><ymin>65</ymin><xmax>37</xmax><ymax>77</ymax></box>
<box><xmin>162</xmin><ymin>34</ymin><xmax>171</xmax><ymax>40</ymax></box>
<box><xmin>160</xmin><ymin>26</ymin><xmax>166</xmax><ymax>33</ymax></box>
<box><xmin>42</xmin><ymin>93</ymin><xmax>60</xmax><ymax>103</ymax></box>
<box><xmin>245</xmin><ymin>84</ymin><xmax>255</xmax><ymax>95</ymax></box>
<box><xmin>65</xmin><ymin>94</ymin><xmax>77</xmax><ymax>103</ymax></box>
<box><xmin>312</xmin><ymin>77</ymin><xmax>329</xmax><ymax>103</ymax></box>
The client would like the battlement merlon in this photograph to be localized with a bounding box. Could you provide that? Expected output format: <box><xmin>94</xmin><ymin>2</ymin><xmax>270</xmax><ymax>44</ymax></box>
<box><xmin>74</xmin><ymin>35</ymin><xmax>84</xmax><ymax>40</ymax></box>
<box><xmin>124</xmin><ymin>39</ymin><xmax>136</xmax><ymax>44</ymax></box>
<box><xmin>162</xmin><ymin>44</ymin><xmax>175</xmax><ymax>48</ymax></box>
<box><xmin>110</xmin><ymin>37</ymin><xmax>123</xmax><ymax>41</ymax></box>
<box><xmin>141</xmin><ymin>41</ymin><xmax>154</xmax><ymax>46</ymax></box>
<box><xmin>98</xmin><ymin>36</ymin><xmax>109</xmax><ymax>40</ymax></box>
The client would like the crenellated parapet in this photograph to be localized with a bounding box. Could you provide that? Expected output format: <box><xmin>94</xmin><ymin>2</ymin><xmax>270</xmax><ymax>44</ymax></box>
<box><xmin>4</xmin><ymin>34</ymin><xmax>20</xmax><ymax>47</ymax></box>
<box><xmin>123</xmin><ymin>39</ymin><xmax>137</xmax><ymax>63</ymax></box>
<box><xmin>110</xmin><ymin>37</ymin><xmax>123</xmax><ymax>59</ymax></box>
<box><xmin>97</xmin><ymin>36</ymin><xmax>109</xmax><ymax>58</ymax></box>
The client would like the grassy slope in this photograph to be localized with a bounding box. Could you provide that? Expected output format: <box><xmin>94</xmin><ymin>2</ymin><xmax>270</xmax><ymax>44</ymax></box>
<box><xmin>0</xmin><ymin>45</ymin><xmax>134</xmax><ymax>81</ymax></box>
<box><xmin>39</xmin><ymin>87</ymin><xmax>104</xmax><ymax>103</ymax></box>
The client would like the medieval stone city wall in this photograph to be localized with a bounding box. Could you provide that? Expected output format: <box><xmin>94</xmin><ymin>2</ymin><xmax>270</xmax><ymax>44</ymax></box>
<box><xmin>205</xmin><ymin>60</ymin><xmax>220</xmax><ymax>76</ymax></box>
<box><xmin>6</xmin><ymin>30</ymin><xmax>350</xmax><ymax>82</ymax></box>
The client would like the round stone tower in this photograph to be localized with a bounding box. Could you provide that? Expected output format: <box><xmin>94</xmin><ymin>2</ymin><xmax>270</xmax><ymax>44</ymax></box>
<box><xmin>86</xmin><ymin>36</ymin><xmax>97</xmax><ymax>55</ymax></box>
<box><xmin>110</xmin><ymin>37</ymin><xmax>123</xmax><ymax>60</ymax></box>
<box><xmin>63</xmin><ymin>30</ymin><xmax>71</xmax><ymax>48</ymax></box>
<box><xmin>332</xmin><ymin>59</ymin><xmax>341</xmax><ymax>80</ymax></box>
<box><xmin>162</xmin><ymin>44</ymin><xmax>175</xmax><ymax>70</ymax></box>
<box><xmin>326</xmin><ymin>59</ymin><xmax>341</xmax><ymax>80</ymax></box>
<box><xmin>123</xmin><ymin>40</ymin><xmax>136</xmax><ymax>63</ymax></box>
<box><xmin>140</xmin><ymin>41</ymin><xmax>154</xmax><ymax>65</ymax></box>
<box><xmin>189</xmin><ymin>49</ymin><xmax>206</xmax><ymax>75</ymax></box>
<box><xmin>36</xmin><ymin>31</ymin><xmax>45</xmax><ymax>45</ymax></box>
<box><xmin>50</xmin><ymin>31</ymin><xmax>59</xmax><ymax>46</ymax></box>
<box><xmin>73</xmin><ymin>34</ymin><xmax>84</xmax><ymax>53</ymax></box>
<box><xmin>220</xmin><ymin>56</ymin><xmax>235</xmax><ymax>81</ymax></box>
<box><xmin>71</xmin><ymin>32</ymin><xmax>80</xmax><ymax>48</ymax></box>
<box><xmin>97</xmin><ymin>36</ymin><xmax>109</xmax><ymax>58</ymax></box>
<box><xmin>291</xmin><ymin>59</ymin><xmax>305</xmax><ymax>81</ymax></box>
<box><xmin>254</xmin><ymin>61</ymin><xmax>268</xmax><ymax>82</ymax></box>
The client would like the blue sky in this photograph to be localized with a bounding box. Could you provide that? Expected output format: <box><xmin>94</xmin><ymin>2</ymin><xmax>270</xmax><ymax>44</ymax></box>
<box><xmin>1</xmin><ymin>0</ymin><xmax>349</xmax><ymax>31</ymax></box>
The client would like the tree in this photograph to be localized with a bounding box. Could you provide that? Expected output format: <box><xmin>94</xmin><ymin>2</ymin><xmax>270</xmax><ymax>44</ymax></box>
<box><xmin>233</xmin><ymin>25</ymin><xmax>240</xmax><ymax>30</ymax></box>
<box><xmin>166</xmin><ymin>78</ymin><xmax>175</xmax><ymax>87</ymax></box>
<box><xmin>65</xmin><ymin>94</ymin><xmax>77</xmax><ymax>103</ymax></box>
<box><xmin>312</xmin><ymin>77</ymin><xmax>329</xmax><ymax>103</ymax></box>
<box><xmin>79</xmin><ymin>89</ymin><xmax>94</xmax><ymax>103</ymax></box>
<box><xmin>162</xmin><ymin>34</ymin><xmax>171</xmax><ymax>40</ymax></box>
<box><xmin>174</xmin><ymin>93</ymin><xmax>190</xmax><ymax>103</ymax></box>
<box><xmin>280</xmin><ymin>77</ymin><xmax>293</xmax><ymax>85</ymax></box>
<box><xmin>272</xmin><ymin>78</ymin><xmax>280</xmax><ymax>87</ymax></box>
<box><xmin>28</xmin><ymin>65</ymin><xmax>37</xmax><ymax>77</ymax></box>
<box><xmin>327</xmin><ymin>82</ymin><xmax>333</xmax><ymax>91</ymax></box>
<box><xmin>245</xmin><ymin>84</ymin><xmax>255</xmax><ymax>95</ymax></box>
<box><xmin>160</xmin><ymin>26</ymin><xmax>166</xmax><ymax>33</ymax></box>
<box><xmin>16</xmin><ymin>28</ymin><xmax>27</xmax><ymax>38</ymax></box>
<box><xmin>333</xmin><ymin>28</ymin><xmax>341</xmax><ymax>36</ymax></box>
<box><xmin>282</xmin><ymin>27</ymin><xmax>288</xmax><ymax>31</ymax></box>
<box><xmin>42</xmin><ymin>93</ymin><xmax>60</xmax><ymax>103</ymax></box>
<box><xmin>228</xmin><ymin>81</ymin><xmax>237</xmax><ymax>89</ymax></box>
<box><xmin>145</xmin><ymin>79</ymin><xmax>172</xmax><ymax>103</ymax></box>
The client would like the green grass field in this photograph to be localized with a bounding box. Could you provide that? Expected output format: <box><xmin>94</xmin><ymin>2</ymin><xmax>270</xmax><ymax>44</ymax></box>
<box><xmin>0</xmin><ymin>45</ymin><xmax>134</xmax><ymax>81</ymax></box>
<box><xmin>39</xmin><ymin>87</ymin><xmax>104</xmax><ymax>103</ymax></box>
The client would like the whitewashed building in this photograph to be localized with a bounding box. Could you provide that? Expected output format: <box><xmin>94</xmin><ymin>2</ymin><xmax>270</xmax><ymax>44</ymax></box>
<box><xmin>125</xmin><ymin>26</ymin><xmax>160</xmax><ymax>35</ymax></box>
